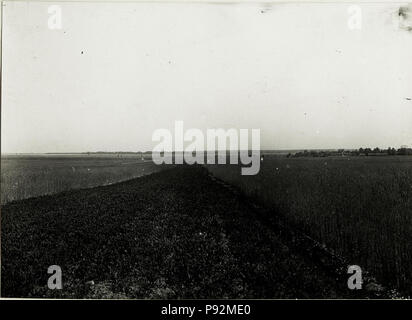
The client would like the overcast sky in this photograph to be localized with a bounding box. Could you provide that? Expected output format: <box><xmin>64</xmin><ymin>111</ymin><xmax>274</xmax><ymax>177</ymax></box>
<box><xmin>2</xmin><ymin>1</ymin><xmax>412</xmax><ymax>153</ymax></box>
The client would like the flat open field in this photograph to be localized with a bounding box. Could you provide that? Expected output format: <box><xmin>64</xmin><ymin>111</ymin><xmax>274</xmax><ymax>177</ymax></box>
<box><xmin>207</xmin><ymin>155</ymin><xmax>412</xmax><ymax>295</ymax></box>
<box><xmin>1</xmin><ymin>165</ymin><xmax>379</xmax><ymax>298</ymax></box>
<box><xmin>1</xmin><ymin>155</ymin><xmax>411</xmax><ymax>298</ymax></box>
<box><xmin>1</xmin><ymin>154</ymin><xmax>160</xmax><ymax>204</ymax></box>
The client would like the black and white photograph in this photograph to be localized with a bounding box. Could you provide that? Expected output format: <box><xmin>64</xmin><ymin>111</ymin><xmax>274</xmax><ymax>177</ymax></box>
<box><xmin>1</xmin><ymin>0</ymin><xmax>412</xmax><ymax>305</ymax></box>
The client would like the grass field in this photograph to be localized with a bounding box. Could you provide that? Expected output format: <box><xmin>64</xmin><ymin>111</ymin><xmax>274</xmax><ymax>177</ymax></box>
<box><xmin>1</xmin><ymin>166</ymin><xmax>362</xmax><ymax>298</ymax></box>
<box><xmin>1</xmin><ymin>154</ymin><xmax>411</xmax><ymax>297</ymax></box>
<box><xmin>206</xmin><ymin>155</ymin><xmax>412</xmax><ymax>295</ymax></box>
<box><xmin>1</xmin><ymin>154</ymin><xmax>160</xmax><ymax>204</ymax></box>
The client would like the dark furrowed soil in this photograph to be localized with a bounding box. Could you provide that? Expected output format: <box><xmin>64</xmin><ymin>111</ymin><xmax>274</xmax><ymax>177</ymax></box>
<box><xmin>1</xmin><ymin>165</ymin><xmax>367</xmax><ymax>298</ymax></box>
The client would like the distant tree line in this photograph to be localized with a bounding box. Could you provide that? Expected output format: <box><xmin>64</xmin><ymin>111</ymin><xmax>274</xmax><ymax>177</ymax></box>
<box><xmin>290</xmin><ymin>147</ymin><xmax>412</xmax><ymax>158</ymax></box>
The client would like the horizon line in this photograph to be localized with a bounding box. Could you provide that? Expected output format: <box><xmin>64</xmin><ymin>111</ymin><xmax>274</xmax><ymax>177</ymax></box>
<box><xmin>2</xmin><ymin>146</ymin><xmax>412</xmax><ymax>155</ymax></box>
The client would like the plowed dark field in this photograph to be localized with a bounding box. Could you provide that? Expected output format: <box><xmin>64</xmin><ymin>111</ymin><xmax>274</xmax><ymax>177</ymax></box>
<box><xmin>1</xmin><ymin>165</ymin><xmax>376</xmax><ymax>298</ymax></box>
